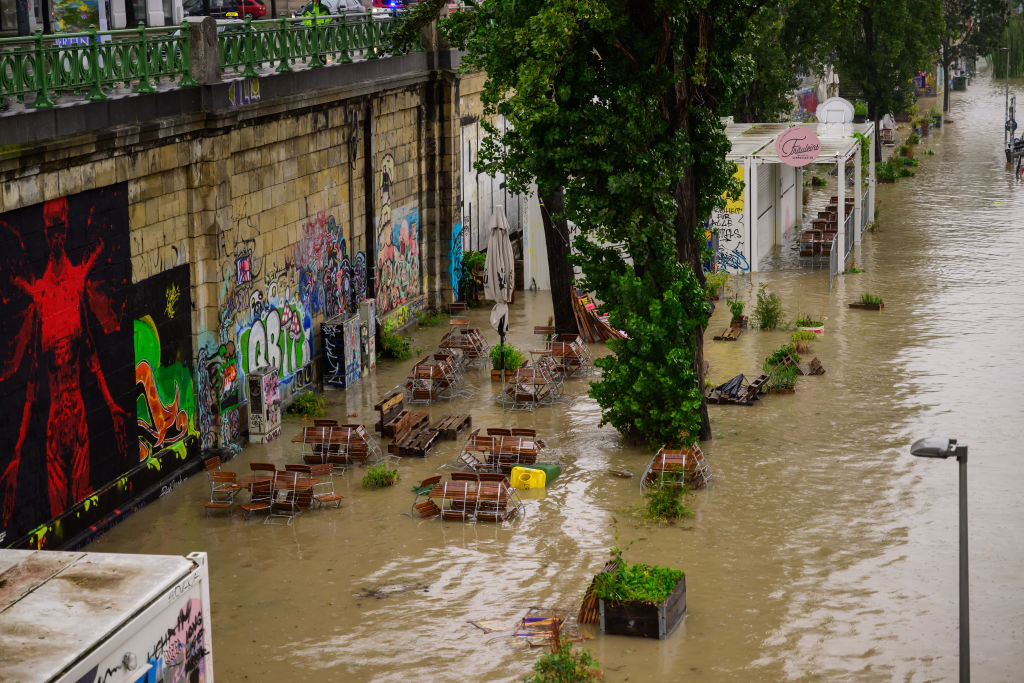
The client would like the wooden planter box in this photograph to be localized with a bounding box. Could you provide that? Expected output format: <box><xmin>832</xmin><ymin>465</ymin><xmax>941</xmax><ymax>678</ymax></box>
<box><xmin>490</xmin><ymin>369</ymin><xmax>517</xmax><ymax>381</ymax></box>
<box><xmin>849</xmin><ymin>302</ymin><xmax>884</xmax><ymax>310</ymax></box>
<box><xmin>900</xmin><ymin>146</ymin><xmax>914</xmax><ymax>158</ymax></box>
<box><xmin>769</xmin><ymin>388</ymin><xmax>796</xmax><ymax>394</ymax></box>
<box><xmin>599</xmin><ymin>575</ymin><xmax>687</xmax><ymax>639</ymax></box>
<box><xmin>729</xmin><ymin>315</ymin><xmax>748</xmax><ymax>329</ymax></box>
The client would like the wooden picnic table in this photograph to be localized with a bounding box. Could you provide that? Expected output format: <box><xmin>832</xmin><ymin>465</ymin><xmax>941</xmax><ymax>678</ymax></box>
<box><xmin>290</xmin><ymin>425</ymin><xmax>369</xmax><ymax>443</ymax></box>
<box><xmin>237</xmin><ymin>474</ymin><xmax>274</xmax><ymax>490</ymax></box>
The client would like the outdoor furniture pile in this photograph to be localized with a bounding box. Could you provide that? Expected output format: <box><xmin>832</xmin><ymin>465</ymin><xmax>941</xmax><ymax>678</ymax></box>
<box><xmin>799</xmin><ymin>196</ymin><xmax>855</xmax><ymax>257</ymax></box>
<box><xmin>456</xmin><ymin>427</ymin><xmax>559</xmax><ymax>473</ymax></box>
<box><xmin>439</xmin><ymin>324</ymin><xmax>490</xmax><ymax>365</ymax></box>
<box><xmin>704</xmin><ymin>373</ymin><xmax>769</xmax><ymax>406</ymax></box>
<box><xmin>292</xmin><ymin>421</ymin><xmax>384</xmax><ymax>471</ymax></box>
<box><xmin>374</xmin><ymin>390</ymin><xmax>440</xmax><ymax>458</ymax></box>
<box><xmin>205</xmin><ymin>458</ymin><xmax>343</xmax><ymax>524</ymax></box>
<box><xmin>640</xmin><ymin>444</ymin><xmax>713</xmax><ymax>490</ymax></box>
<box><xmin>410</xmin><ymin>473</ymin><xmax>525</xmax><ymax>523</ymax></box>
<box><xmin>539</xmin><ymin>332</ymin><xmax>593</xmax><ymax>377</ymax></box>
<box><xmin>403</xmin><ymin>352</ymin><xmax>470</xmax><ymax>403</ymax></box>
<box><xmin>496</xmin><ymin>360</ymin><xmax>566</xmax><ymax>410</ymax></box>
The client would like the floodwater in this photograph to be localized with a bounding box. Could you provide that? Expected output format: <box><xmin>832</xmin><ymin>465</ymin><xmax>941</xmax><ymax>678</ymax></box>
<box><xmin>90</xmin><ymin>71</ymin><xmax>1024</xmax><ymax>682</ymax></box>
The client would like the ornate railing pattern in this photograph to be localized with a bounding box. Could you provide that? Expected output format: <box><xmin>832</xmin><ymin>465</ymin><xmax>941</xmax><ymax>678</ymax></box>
<box><xmin>0</xmin><ymin>16</ymin><xmax>421</xmax><ymax>108</ymax></box>
<box><xmin>220</xmin><ymin>16</ymin><xmax>418</xmax><ymax>76</ymax></box>
<box><xmin>0</xmin><ymin>25</ymin><xmax>194</xmax><ymax>108</ymax></box>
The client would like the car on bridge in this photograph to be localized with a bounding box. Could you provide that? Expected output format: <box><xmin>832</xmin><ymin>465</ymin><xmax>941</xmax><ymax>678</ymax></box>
<box><xmin>183</xmin><ymin>0</ymin><xmax>267</xmax><ymax>19</ymax></box>
<box><xmin>294</xmin><ymin>0</ymin><xmax>367</xmax><ymax>21</ymax></box>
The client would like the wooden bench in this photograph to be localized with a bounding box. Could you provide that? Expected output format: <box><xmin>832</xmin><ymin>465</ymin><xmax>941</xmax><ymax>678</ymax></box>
<box><xmin>713</xmin><ymin>327</ymin><xmax>741</xmax><ymax>341</ymax></box>
<box><xmin>434</xmin><ymin>413</ymin><xmax>472</xmax><ymax>440</ymax></box>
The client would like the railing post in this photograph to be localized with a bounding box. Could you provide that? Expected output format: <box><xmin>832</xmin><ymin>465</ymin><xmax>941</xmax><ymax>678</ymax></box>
<box><xmin>337</xmin><ymin>17</ymin><xmax>352</xmax><ymax>63</ymax></box>
<box><xmin>179</xmin><ymin>20</ymin><xmax>199</xmax><ymax>86</ymax></box>
<box><xmin>275</xmin><ymin>16</ymin><xmax>293</xmax><ymax>72</ymax></box>
<box><xmin>86</xmin><ymin>25</ymin><xmax>107</xmax><ymax>100</ymax></box>
<box><xmin>30</xmin><ymin>29</ymin><xmax>55</xmax><ymax>108</ymax></box>
<box><xmin>242</xmin><ymin>16</ymin><xmax>259</xmax><ymax>77</ymax></box>
<box><xmin>135</xmin><ymin>22</ymin><xmax>155</xmax><ymax>93</ymax></box>
<box><xmin>309</xmin><ymin>15</ymin><xmax>324</xmax><ymax>68</ymax></box>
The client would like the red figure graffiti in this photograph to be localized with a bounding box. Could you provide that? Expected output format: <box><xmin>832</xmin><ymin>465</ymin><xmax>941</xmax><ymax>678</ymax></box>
<box><xmin>0</xmin><ymin>197</ymin><xmax>127</xmax><ymax>525</ymax></box>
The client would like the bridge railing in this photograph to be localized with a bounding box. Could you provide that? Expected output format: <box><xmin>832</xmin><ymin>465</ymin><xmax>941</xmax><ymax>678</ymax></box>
<box><xmin>1</xmin><ymin>16</ymin><xmax>420</xmax><ymax>109</ymax></box>
<box><xmin>0</xmin><ymin>24</ymin><xmax>195</xmax><ymax>108</ymax></box>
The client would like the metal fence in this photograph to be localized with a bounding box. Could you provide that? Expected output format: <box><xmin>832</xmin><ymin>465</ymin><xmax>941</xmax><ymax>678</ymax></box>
<box><xmin>844</xmin><ymin>211</ymin><xmax>855</xmax><ymax>258</ymax></box>
<box><xmin>861</xmin><ymin>192</ymin><xmax>869</xmax><ymax>233</ymax></box>
<box><xmin>0</xmin><ymin>16</ymin><xmax>417</xmax><ymax>107</ymax></box>
<box><xmin>828</xmin><ymin>234</ymin><xmax>839</xmax><ymax>291</ymax></box>
<box><xmin>0</xmin><ymin>25</ymin><xmax>195</xmax><ymax>107</ymax></box>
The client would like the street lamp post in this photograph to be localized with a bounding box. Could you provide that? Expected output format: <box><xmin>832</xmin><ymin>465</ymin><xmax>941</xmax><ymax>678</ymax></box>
<box><xmin>1002</xmin><ymin>47</ymin><xmax>1010</xmax><ymax>158</ymax></box>
<box><xmin>910</xmin><ymin>437</ymin><xmax>970</xmax><ymax>683</ymax></box>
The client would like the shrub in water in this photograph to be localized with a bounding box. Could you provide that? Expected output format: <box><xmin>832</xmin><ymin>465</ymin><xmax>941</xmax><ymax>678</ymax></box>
<box><xmin>286</xmin><ymin>391</ymin><xmax>325</xmax><ymax>417</ymax></box>
<box><xmin>416</xmin><ymin>308</ymin><xmax>444</xmax><ymax>327</ymax></box>
<box><xmin>362</xmin><ymin>464</ymin><xmax>399</xmax><ymax>489</ymax></box>
<box><xmin>488</xmin><ymin>344</ymin><xmax>525</xmax><ymax>372</ymax></box>
<box><xmin>379</xmin><ymin>318</ymin><xmax>413</xmax><ymax>360</ymax></box>
<box><xmin>644</xmin><ymin>477</ymin><xmax>694</xmax><ymax>521</ymax></box>
<box><xmin>525</xmin><ymin>640</ymin><xmax>602</xmax><ymax>683</ymax></box>
<box><xmin>752</xmin><ymin>284</ymin><xmax>784</xmax><ymax>330</ymax></box>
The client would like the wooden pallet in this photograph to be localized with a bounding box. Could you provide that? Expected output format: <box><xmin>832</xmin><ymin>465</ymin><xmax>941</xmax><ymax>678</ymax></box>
<box><xmin>805</xmin><ymin>357</ymin><xmax>825</xmax><ymax>375</ymax></box>
<box><xmin>713</xmin><ymin>327</ymin><xmax>742</xmax><ymax>341</ymax></box>
<box><xmin>434</xmin><ymin>413</ymin><xmax>472</xmax><ymax>440</ymax></box>
<box><xmin>373</xmin><ymin>391</ymin><xmax>405</xmax><ymax>436</ymax></box>
<box><xmin>388</xmin><ymin>426</ymin><xmax>441</xmax><ymax>458</ymax></box>
<box><xmin>770</xmin><ymin>353</ymin><xmax>804</xmax><ymax>375</ymax></box>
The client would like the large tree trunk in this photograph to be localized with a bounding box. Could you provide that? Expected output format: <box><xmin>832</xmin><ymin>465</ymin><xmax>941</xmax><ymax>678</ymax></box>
<box><xmin>538</xmin><ymin>189</ymin><xmax>579</xmax><ymax>335</ymax></box>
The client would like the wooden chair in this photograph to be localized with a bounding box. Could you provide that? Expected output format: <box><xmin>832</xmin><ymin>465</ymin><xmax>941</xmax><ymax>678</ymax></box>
<box><xmin>204</xmin><ymin>456</ymin><xmax>224</xmax><ymax>471</ymax></box>
<box><xmin>314</xmin><ymin>419</ymin><xmax>339</xmax><ymax>427</ymax></box>
<box><xmin>451</xmin><ymin>472</ymin><xmax>479</xmax><ymax>482</ymax></box>
<box><xmin>240</xmin><ymin>474</ymin><xmax>274</xmax><ymax>520</ymax></box>
<box><xmin>478</xmin><ymin>472</ymin><xmax>510</xmax><ymax>484</ymax></box>
<box><xmin>267</xmin><ymin>470</ymin><xmax>305</xmax><ymax>525</ymax></box>
<box><xmin>250</xmin><ymin>462</ymin><xmax>277</xmax><ymax>474</ymax></box>
<box><xmin>486</xmin><ymin>427</ymin><xmax>512</xmax><ymax>436</ymax></box>
<box><xmin>204</xmin><ymin>471</ymin><xmax>241</xmax><ymax>517</ymax></box>
<box><xmin>310</xmin><ymin>463</ymin><xmax>344</xmax><ymax>509</ymax></box>
<box><xmin>411</xmin><ymin>475</ymin><xmax>443</xmax><ymax>517</ymax></box>
<box><xmin>509</xmin><ymin>428</ymin><xmax>536</xmax><ymax>438</ymax></box>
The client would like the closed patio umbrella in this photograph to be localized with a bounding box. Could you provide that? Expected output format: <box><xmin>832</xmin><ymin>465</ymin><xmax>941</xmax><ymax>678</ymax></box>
<box><xmin>484</xmin><ymin>207</ymin><xmax>516</xmax><ymax>373</ymax></box>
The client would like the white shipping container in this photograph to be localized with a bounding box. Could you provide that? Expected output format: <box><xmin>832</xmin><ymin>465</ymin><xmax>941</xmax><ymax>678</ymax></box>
<box><xmin>0</xmin><ymin>550</ymin><xmax>214</xmax><ymax>683</ymax></box>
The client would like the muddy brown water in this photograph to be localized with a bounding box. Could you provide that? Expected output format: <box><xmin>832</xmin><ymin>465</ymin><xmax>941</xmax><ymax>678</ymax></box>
<box><xmin>90</xmin><ymin>72</ymin><xmax>1024</xmax><ymax>682</ymax></box>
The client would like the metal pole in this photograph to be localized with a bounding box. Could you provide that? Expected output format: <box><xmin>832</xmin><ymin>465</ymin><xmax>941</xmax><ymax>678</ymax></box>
<box><xmin>958</xmin><ymin>445</ymin><xmax>970</xmax><ymax>683</ymax></box>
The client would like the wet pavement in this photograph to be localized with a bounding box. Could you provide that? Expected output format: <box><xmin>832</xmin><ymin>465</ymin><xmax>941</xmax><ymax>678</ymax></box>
<box><xmin>90</xmin><ymin>70</ymin><xmax>1024</xmax><ymax>681</ymax></box>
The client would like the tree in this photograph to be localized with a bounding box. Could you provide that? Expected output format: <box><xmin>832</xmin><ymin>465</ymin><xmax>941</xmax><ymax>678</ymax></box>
<box><xmin>410</xmin><ymin>0</ymin><xmax>770</xmax><ymax>445</ymax></box>
<box><xmin>939</xmin><ymin>0</ymin><xmax>1006</xmax><ymax>111</ymax></box>
<box><xmin>831</xmin><ymin>0</ymin><xmax>942</xmax><ymax>161</ymax></box>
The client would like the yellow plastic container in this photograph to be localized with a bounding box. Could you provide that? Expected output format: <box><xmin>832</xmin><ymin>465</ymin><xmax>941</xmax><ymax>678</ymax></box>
<box><xmin>511</xmin><ymin>466</ymin><xmax>546</xmax><ymax>490</ymax></box>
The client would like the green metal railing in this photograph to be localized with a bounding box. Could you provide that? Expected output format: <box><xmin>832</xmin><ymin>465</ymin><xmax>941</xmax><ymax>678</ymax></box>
<box><xmin>219</xmin><ymin>16</ymin><xmax>420</xmax><ymax>76</ymax></box>
<box><xmin>0</xmin><ymin>24</ymin><xmax>195</xmax><ymax>108</ymax></box>
<box><xmin>0</xmin><ymin>16</ymin><xmax>422</xmax><ymax>109</ymax></box>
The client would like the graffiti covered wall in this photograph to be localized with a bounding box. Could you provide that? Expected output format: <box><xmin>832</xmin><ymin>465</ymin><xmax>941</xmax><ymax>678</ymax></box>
<box><xmin>375</xmin><ymin>153</ymin><xmax>422</xmax><ymax>315</ymax></box>
<box><xmin>0</xmin><ymin>186</ymin><xmax>135</xmax><ymax>545</ymax></box>
<box><xmin>132</xmin><ymin>265</ymin><xmax>199</xmax><ymax>464</ymax></box>
<box><xmin>711</xmin><ymin>165</ymin><xmax>751</xmax><ymax>273</ymax></box>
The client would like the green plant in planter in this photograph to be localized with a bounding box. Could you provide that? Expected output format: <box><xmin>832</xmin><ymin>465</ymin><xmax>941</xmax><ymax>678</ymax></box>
<box><xmin>488</xmin><ymin>344</ymin><xmax>525</xmax><ymax>372</ymax></box>
<box><xmin>727</xmin><ymin>298</ymin><xmax>745</xmax><ymax>320</ymax></box>
<box><xmin>752</xmin><ymin>284</ymin><xmax>784</xmax><ymax>330</ymax></box>
<box><xmin>925</xmin><ymin>149</ymin><xmax>935</xmax><ymax>155</ymax></box>
<box><xmin>877</xmin><ymin>161</ymin><xmax>899</xmax><ymax>182</ymax></box>
<box><xmin>704</xmin><ymin>270</ymin><xmax>729</xmax><ymax>299</ymax></box>
<box><xmin>379</xmin><ymin>318</ymin><xmax>413</xmax><ymax>360</ymax></box>
<box><xmin>861</xmin><ymin>292</ymin><xmax>884</xmax><ymax>306</ymax></box>
<box><xmin>459</xmin><ymin>250</ymin><xmax>487</xmax><ymax>299</ymax></box>
<box><xmin>286</xmin><ymin>391</ymin><xmax>325</xmax><ymax>417</ymax></box>
<box><xmin>895</xmin><ymin>156</ymin><xmax>920</xmax><ymax>168</ymax></box>
<box><xmin>907</xmin><ymin>132</ymin><xmax>921</xmax><ymax>145</ymax></box>
<box><xmin>764</xmin><ymin>344</ymin><xmax>800</xmax><ymax>370</ymax></box>
<box><xmin>768</xmin><ymin>364</ymin><xmax>799</xmax><ymax>391</ymax></box>
<box><xmin>526</xmin><ymin>640</ymin><xmax>602</xmax><ymax>683</ymax></box>
<box><xmin>644</xmin><ymin>476</ymin><xmax>694</xmax><ymax>521</ymax></box>
<box><xmin>415</xmin><ymin>308</ymin><xmax>444</xmax><ymax>327</ymax></box>
<box><xmin>790</xmin><ymin>329</ymin><xmax>817</xmax><ymax>354</ymax></box>
<box><xmin>811</xmin><ymin>175</ymin><xmax>828</xmax><ymax>187</ymax></box>
<box><xmin>854</xmin><ymin>99</ymin><xmax>869</xmax><ymax>117</ymax></box>
<box><xmin>795</xmin><ymin>312</ymin><xmax>823</xmax><ymax>327</ymax></box>
<box><xmin>361</xmin><ymin>463</ymin><xmax>400</xmax><ymax>489</ymax></box>
<box><xmin>594</xmin><ymin>547</ymin><xmax>684</xmax><ymax>604</ymax></box>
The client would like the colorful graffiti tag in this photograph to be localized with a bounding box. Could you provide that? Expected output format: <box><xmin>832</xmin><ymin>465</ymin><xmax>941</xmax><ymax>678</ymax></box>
<box><xmin>376</xmin><ymin>153</ymin><xmax>421</xmax><ymax>313</ymax></box>
<box><xmin>287</xmin><ymin>210</ymin><xmax>368</xmax><ymax>319</ymax></box>
<box><xmin>237</xmin><ymin>297</ymin><xmax>312</xmax><ymax>388</ymax></box>
<box><xmin>448</xmin><ymin>221</ymin><xmax>463</xmax><ymax>294</ymax></box>
<box><xmin>711</xmin><ymin>165</ymin><xmax>750</xmax><ymax>273</ymax></box>
<box><xmin>196</xmin><ymin>341</ymin><xmax>240</xmax><ymax>451</ymax></box>
<box><xmin>145</xmin><ymin>597</ymin><xmax>209</xmax><ymax>683</ymax></box>
<box><xmin>0</xmin><ymin>186</ymin><xmax>134</xmax><ymax>543</ymax></box>
<box><xmin>132</xmin><ymin>265</ymin><xmax>198</xmax><ymax>463</ymax></box>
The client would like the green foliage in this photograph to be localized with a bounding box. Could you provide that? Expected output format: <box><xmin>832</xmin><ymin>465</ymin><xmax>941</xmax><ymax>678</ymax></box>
<box><xmin>416</xmin><ymin>308</ymin><xmax>444</xmax><ymax>327</ymax></box>
<box><xmin>795</xmin><ymin>313</ymin><xmax>823</xmax><ymax>327</ymax></box>
<box><xmin>764</xmin><ymin>344</ymin><xmax>800</xmax><ymax>369</ymax></box>
<box><xmin>286</xmin><ymin>391</ymin><xmax>325</xmax><ymax>417</ymax></box>
<box><xmin>925</xmin><ymin>149</ymin><xmax>935</xmax><ymax>156</ymax></box>
<box><xmin>644</xmin><ymin>477</ymin><xmax>694</xmax><ymax>521</ymax></box>
<box><xmin>790</xmin><ymin>330</ymin><xmax>817</xmax><ymax>344</ymax></box>
<box><xmin>992</xmin><ymin>16</ymin><xmax>1024</xmax><ymax>79</ymax></box>
<box><xmin>852</xmin><ymin>131</ymin><xmax>870</xmax><ymax>168</ymax></box>
<box><xmin>459</xmin><ymin>250</ymin><xmax>487</xmax><ymax>299</ymax></box>
<box><xmin>768</xmin><ymin>364</ymin><xmax>799</xmax><ymax>391</ymax></box>
<box><xmin>379</xmin><ymin>318</ymin><xmax>413</xmax><ymax>361</ymax></box>
<box><xmin>525</xmin><ymin>640</ymin><xmax>602</xmax><ymax>683</ymax></box>
<box><xmin>811</xmin><ymin>175</ymin><xmax>828</xmax><ymax>187</ymax></box>
<box><xmin>907</xmin><ymin>132</ymin><xmax>921</xmax><ymax>145</ymax></box>
<box><xmin>861</xmin><ymin>291</ymin><xmax>884</xmax><ymax>306</ymax></box>
<box><xmin>727</xmin><ymin>298</ymin><xmax>745</xmax><ymax>319</ymax></box>
<box><xmin>843</xmin><ymin>265</ymin><xmax>865</xmax><ymax>274</ymax></box>
<box><xmin>897</xmin><ymin>157</ymin><xmax>919</xmax><ymax>168</ymax></box>
<box><xmin>361</xmin><ymin>464</ymin><xmax>400</xmax><ymax>489</ymax></box>
<box><xmin>594</xmin><ymin>548</ymin><xmax>684</xmax><ymax>604</ymax></box>
<box><xmin>705</xmin><ymin>270</ymin><xmax>729</xmax><ymax>298</ymax></box>
<box><xmin>877</xmin><ymin>161</ymin><xmax>899</xmax><ymax>182</ymax></box>
<box><xmin>854</xmin><ymin>99</ymin><xmax>869</xmax><ymax>116</ymax></box>
<box><xmin>489</xmin><ymin>344</ymin><xmax>525</xmax><ymax>371</ymax></box>
<box><xmin>927</xmin><ymin>106</ymin><xmax>941</xmax><ymax>121</ymax></box>
<box><xmin>752</xmin><ymin>284</ymin><xmax>784</xmax><ymax>330</ymax></box>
